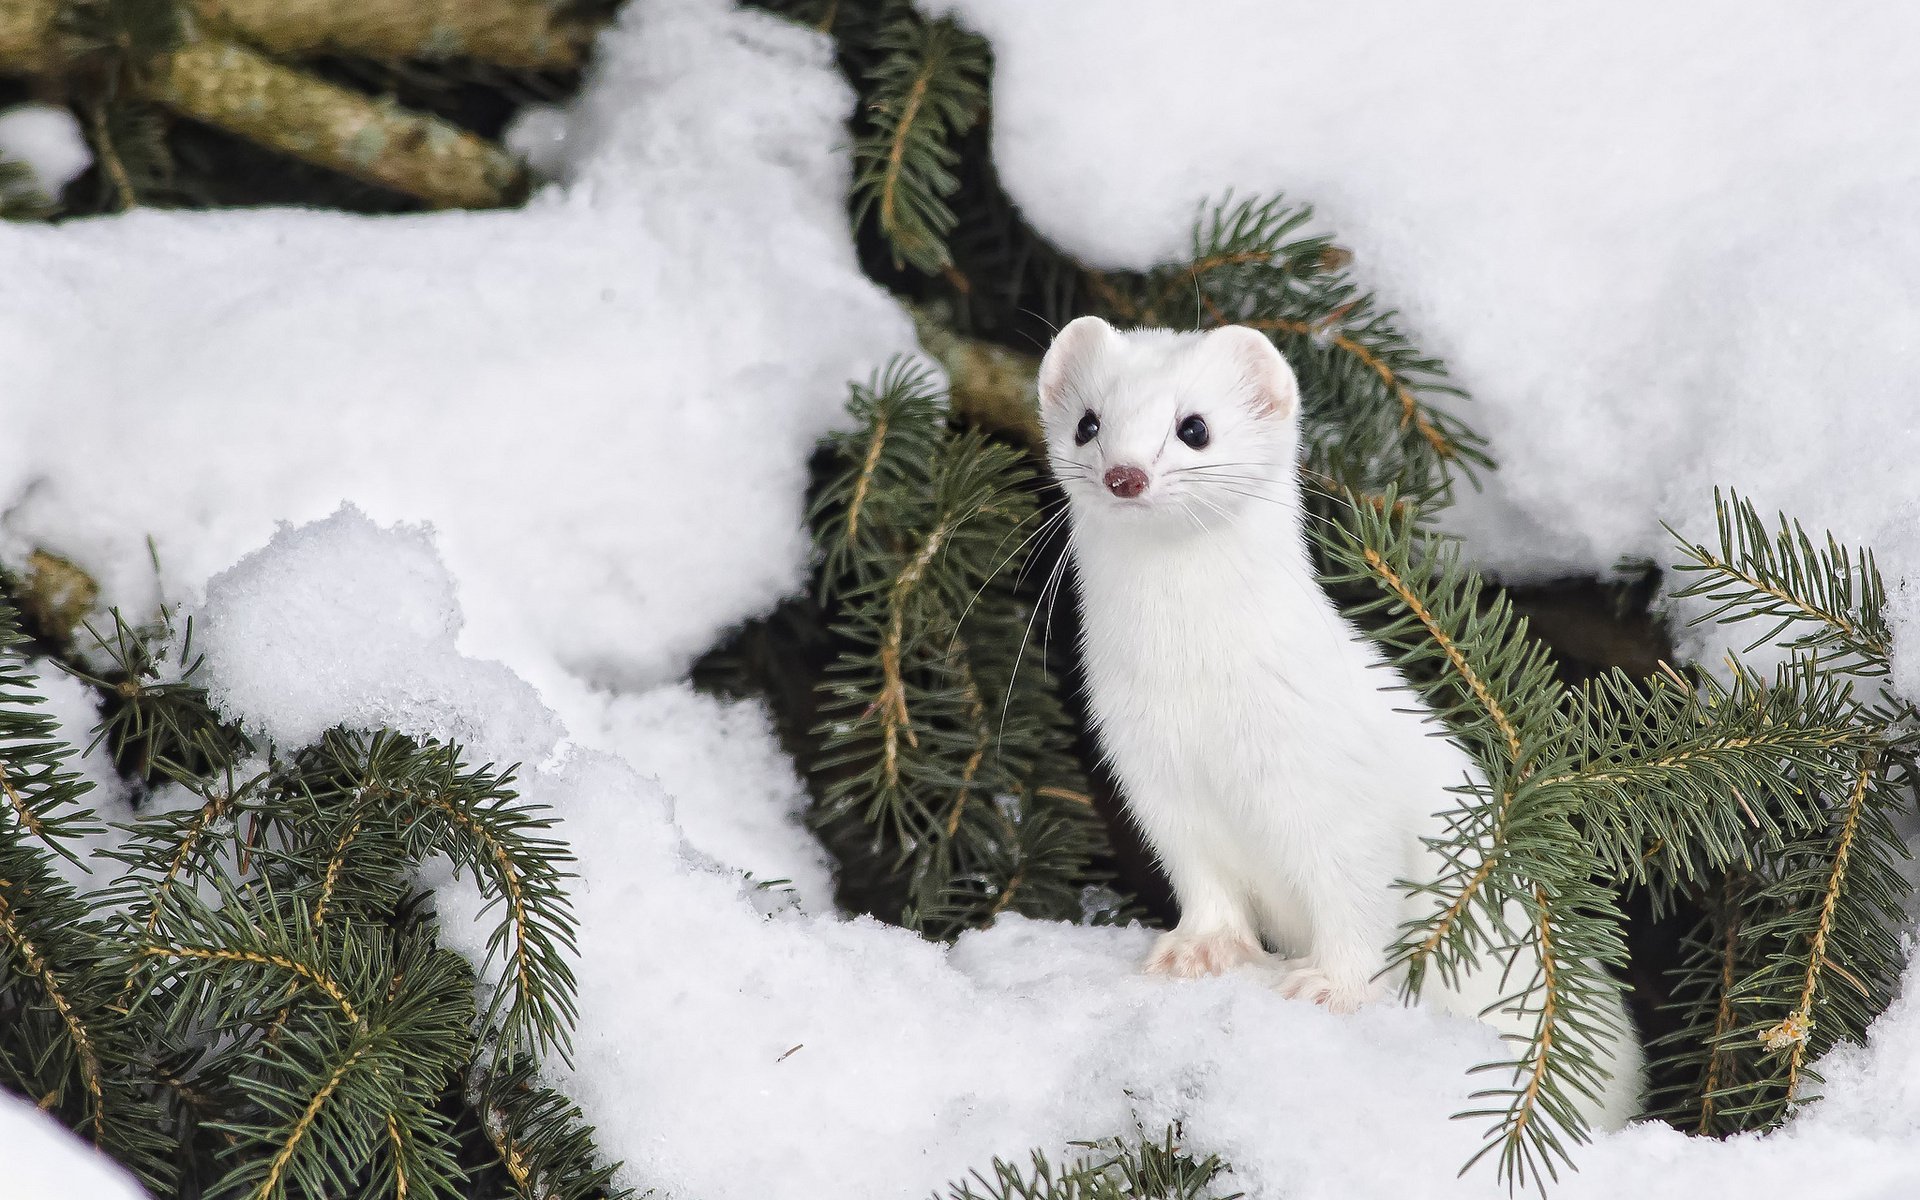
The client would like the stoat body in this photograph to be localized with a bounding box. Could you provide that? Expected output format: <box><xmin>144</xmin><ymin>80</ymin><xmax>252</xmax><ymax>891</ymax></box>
<box><xmin>1036</xmin><ymin>317</ymin><xmax>1643</xmax><ymax>1128</ymax></box>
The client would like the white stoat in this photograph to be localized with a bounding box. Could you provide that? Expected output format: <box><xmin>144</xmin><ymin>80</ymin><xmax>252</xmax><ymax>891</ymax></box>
<box><xmin>1036</xmin><ymin>316</ymin><xmax>1643</xmax><ymax>1128</ymax></box>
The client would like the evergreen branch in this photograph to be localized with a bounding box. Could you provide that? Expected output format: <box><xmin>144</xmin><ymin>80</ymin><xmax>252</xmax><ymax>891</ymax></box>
<box><xmin>1767</xmin><ymin>751</ymin><xmax>1874</xmax><ymax>1097</ymax></box>
<box><xmin>1696</xmin><ymin>879</ymin><xmax>1744</xmax><ymax>1134</ymax></box>
<box><xmin>811</xmin><ymin>363</ymin><xmax>1113</xmax><ymax>933</ymax></box>
<box><xmin>845</xmin><ymin>407</ymin><xmax>891</xmax><ymax>543</ymax></box>
<box><xmin>940</xmin><ymin>1128</ymin><xmax>1240</xmax><ymax>1200</ymax></box>
<box><xmin>1360</xmin><ymin>545</ymin><xmax>1523</xmax><ymax>764</ymax></box>
<box><xmin>253</xmin><ymin>1036</ymin><xmax>376</xmax><ymax>1200</ymax></box>
<box><xmin>1667</xmin><ymin>489</ymin><xmax>1891</xmax><ymax>677</ymax></box>
<box><xmin>477</xmin><ymin>1054</ymin><xmax>631</xmax><ymax>1200</ymax></box>
<box><xmin>0</xmin><ymin>884</ymin><xmax>106</xmax><ymax>1136</ymax></box>
<box><xmin>1316</xmin><ymin>496</ymin><xmax>1643</xmax><ymax>1186</ymax></box>
<box><xmin>387</xmin><ymin>1115</ymin><xmax>410</xmax><ymax>1200</ymax></box>
<box><xmin>852</xmin><ymin>14</ymin><xmax>990</xmax><ymax>272</ymax></box>
<box><xmin>0</xmin><ymin>605</ymin><xmax>103</xmax><ymax>863</ymax></box>
<box><xmin>309</xmin><ymin>798</ymin><xmax>367</xmax><ymax>932</ymax></box>
<box><xmin>135</xmin><ymin>785</ymin><xmax>240</xmax><ymax>934</ymax></box>
<box><xmin>1241</xmin><ymin>313</ymin><xmax>1454</xmax><ymax>458</ymax></box>
<box><xmin>1559</xmin><ymin>660</ymin><xmax>1871</xmax><ymax>889</ymax></box>
<box><xmin>1098</xmin><ymin>195</ymin><xmax>1490</xmax><ymax>509</ymax></box>
<box><xmin>1503</xmin><ymin>891</ymin><xmax>1563</xmax><ymax>1168</ymax></box>
<box><xmin>137</xmin><ymin>942</ymin><xmax>361</xmax><ymax>1026</ymax></box>
<box><xmin>400</xmin><ymin>769</ymin><xmax>576</xmax><ymax>1057</ymax></box>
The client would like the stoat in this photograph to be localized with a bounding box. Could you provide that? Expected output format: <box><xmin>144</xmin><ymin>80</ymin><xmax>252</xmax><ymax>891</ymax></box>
<box><xmin>1036</xmin><ymin>316</ymin><xmax>1643</xmax><ymax>1128</ymax></box>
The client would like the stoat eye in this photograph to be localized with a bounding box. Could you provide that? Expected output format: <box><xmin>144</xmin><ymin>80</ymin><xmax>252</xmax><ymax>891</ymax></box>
<box><xmin>1074</xmin><ymin>410</ymin><xmax>1100</xmax><ymax>445</ymax></box>
<box><xmin>1177</xmin><ymin>414</ymin><xmax>1210</xmax><ymax>449</ymax></box>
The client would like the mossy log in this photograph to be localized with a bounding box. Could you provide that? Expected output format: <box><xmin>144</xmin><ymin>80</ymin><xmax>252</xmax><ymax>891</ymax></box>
<box><xmin>198</xmin><ymin>0</ymin><xmax>591</xmax><ymax>69</ymax></box>
<box><xmin>146</xmin><ymin>39</ymin><xmax>527</xmax><ymax>208</ymax></box>
<box><xmin>0</xmin><ymin>1</ymin><xmax>570</xmax><ymax>209</ymax></box>
<box><xmin>910</xmin><ymin>305</ymin><xmax>1045</xmax><ymax>446</ymax></box>
<box><xmin>0</xmin><ymin>0</ymin><xmax>59</xmax><ymax>77</ymax></box>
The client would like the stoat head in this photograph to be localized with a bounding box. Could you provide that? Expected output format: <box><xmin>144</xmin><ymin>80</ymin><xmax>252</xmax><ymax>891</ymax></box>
<box><xmin>1036</xmin><ymin>317</ymin><xmax>1300</xmax><ymax>532</ymax></box>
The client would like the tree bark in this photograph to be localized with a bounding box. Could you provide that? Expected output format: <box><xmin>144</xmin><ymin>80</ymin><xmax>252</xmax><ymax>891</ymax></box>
<box><xmin>0</xmin><ymin>0</ymin><xmax>58</xmax><ymax>78</ymax></box>
<box><xmin>197</xmin><ymin>0</ymin><xmax>591</xmax><ymax>69</ymax></box>
<box><xmin>909</xmin><ymin>305</ymin><xmax>1045</xmax><ymax>446</ymax></box>
<box><xmin>147</xmin><ymin>39</ymin><xmax>527</xmax><ymax>209</ymax></box>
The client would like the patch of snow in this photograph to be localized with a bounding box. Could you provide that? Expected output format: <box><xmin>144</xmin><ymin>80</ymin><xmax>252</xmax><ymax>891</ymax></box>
<box><xmin>557</xmin><ymin>680</ymin><xmax>836</xmax><ymax>910</ymax></box>
<box><xmin>0</xmin><ymin>103</ymin><xmax>89</xmax><ymax>198</ymax></box>
<box><xmin>190</xmin><ymin>505</ymin><xmax>564</xmax><ymax>766</ymax></box>
<box><xmin>0</xmin><ymin>0</ymin><xmax>915</xmax><ymax>694</ymax></box>
<box><xmin>0</xmin><ymin>1089</ymin><xmax>148</xmax><ymax>1200</ymax></box>
<box><xmin>925</xmin><ymin>0</ymin><xmax>1920</xmax><ymax>696</ymax></box>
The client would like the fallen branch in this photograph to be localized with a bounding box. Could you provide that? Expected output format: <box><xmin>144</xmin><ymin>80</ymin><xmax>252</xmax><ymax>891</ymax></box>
<box><xmin>197</xmin><ymin>0</ymin><xmax>592</xmax><ymax>69</ymax></box>
<box><xmin>0</xmin><ymin>0</ymin><xmax>58</xmax><ymax>77</ymax></box>
<box><xmin>147</xmin><ymin>38</ymin><xmax>527</xmax><ymax>209</ymax></box>
<box><xmin>909</xmin><ymin>305</ymin><xmax>1044</xmax><ymax>445</ymax></box>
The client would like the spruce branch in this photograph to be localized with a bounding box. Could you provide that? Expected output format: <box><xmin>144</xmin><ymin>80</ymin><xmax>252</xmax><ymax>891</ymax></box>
<box><xmin>852</xmin><ymin>13</ymin><xmax>989</xmax><ymax>273</ymax></box>
<box><xmin>1317</xmin><ymin>498</ymin><xmax>1628</xmax><ymax>1188</ymax></box>
<box><xmin>1093</xmin><ymin>195</ymin><xmax>1491</xmax><ymax>509</ymax></box>
<box><xmin>1648</xmin><ymin>489</ymin><xmax>1914</xmax><ymax>1135</ymax></box>
<box><xmin>0</xmin><ymin>600</ymin><xmax>175</xmax><ymax>1186</ymax></box>
<box><xmin>1559</xmin><ymin>660</ymin><xmax>1871</xmax><ymax>890</ymax></box>
<box><xmin>290</xmin><ymin>730</ymin><xmax>581</xmax><ymax>1060</ymax></box>
<box><xmin>940</xmin><ymin>1128</ymin><xmax>1240</xmax><ymax>1200</ymax></box>
<box><xmin>1667</xmin><ymin>488</ymin><xmax>1891</xmax><ymax>678</ymax></box>
<box><xmin>0</xmin><ymin>598</ymin><xmax>616</xmax><ymax>1195</ymax></box>
<box><xmin>810</xmin><ymin>360</ymin><xmax>1112</xmax><ymax>934</ymax></box>
<box><xmin>475</xmin><ymin>1054</ymin><xmax>632</xmax><ymax>1200</ymax></box>
<box><xmin>3</xmin><ymin>0</ymin><xmax>536</xmax><ymax>210</ymax></box>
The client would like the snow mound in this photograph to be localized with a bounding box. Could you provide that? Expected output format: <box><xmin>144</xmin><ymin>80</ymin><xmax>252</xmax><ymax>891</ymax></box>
<box><xmin>559</xmin><ymin>680</ymin><xmax>836</xmax><ymax>910</ymax></box>
<box><xmin>191</xmin><ymin>506</ymin><xmax>564</xmax><ymax>765</ymax></box>
<box><xmin>0</xmin><ymin>1090</ymin><xmax>148</xmax><ymax>1200</ymax></box>
<box><xmin>927</xmin><ymin>0</ymin><xmax>1920</xmax><ymax>693</ymax></box>
<box><xmin>0</xmin><ymin>103</ymin><xmax>89</xmax><ymax>198</ymax></box>
<box><xmin>0</xmin><ymin>0</ymin><xmax>915</xmax><ymax>692</ymax></box>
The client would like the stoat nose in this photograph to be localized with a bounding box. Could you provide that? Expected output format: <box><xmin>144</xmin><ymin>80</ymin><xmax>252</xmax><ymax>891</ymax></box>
<box><xmin>1103</xmin><ymin>465</ymin><xmax>1148</xmax><ymax>498</ymax></box>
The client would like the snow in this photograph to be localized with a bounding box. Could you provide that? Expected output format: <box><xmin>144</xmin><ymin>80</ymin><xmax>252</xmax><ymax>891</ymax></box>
<box><xmin>191</xmin><ymin>505</ymin><xmax>564</xmax><ymax>766</ymax></box>
<box><xmin>0</xmin><ymin>1089</ymin><xmax>147</xmax><ymax>1200</ymax></box>
<box><xmin>213</xmin><ymin>511</ymin><xmax>1920</xmax><ymax>1199</ymax></box>
<box><xmin>0</xmin><ymin>103</ymin><xmax>89</xmax><ymax>199</ymax></box>
<box><xmin>925</xmin><ymin>0</ymin><xmax>1920</xmax><ymax>694</ymax></box>
<box><xmin>0</xmin><ymin>0</ymin><xmax>914</xmax><ymax>693</ymax></box>
<box><xmin>6</xmin><ymin>0</ymin><xmax>1920</xmax><ymax>1195</ymax></box>
<box><xmin>558</xmin><ymin>680</ymin><xmax>836</xmax><ymax>909</ymax></box>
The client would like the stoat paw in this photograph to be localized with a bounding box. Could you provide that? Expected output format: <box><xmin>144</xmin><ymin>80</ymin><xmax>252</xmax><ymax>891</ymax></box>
<box><xmin>1272</xmin><ymin>960</ymin><xmax>1378</xmax><ymax>1015</ymax></box>
<box><xmin>1144</xmin><ymin>928</ymin><xmax>1264</xmax><ymax>979</ymax></box>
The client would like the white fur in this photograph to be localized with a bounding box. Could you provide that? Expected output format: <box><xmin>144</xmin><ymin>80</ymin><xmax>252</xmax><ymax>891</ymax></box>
<box><xmin>1037</xmin><ymin>316</ymin><xmax>1644</xmax><ymax>1129</ymax></box>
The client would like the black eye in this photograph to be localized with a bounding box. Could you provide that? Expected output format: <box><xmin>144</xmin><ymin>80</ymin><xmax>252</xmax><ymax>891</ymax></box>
<box><xmin>1177</xmin><ymin>414</ymin><xmax>1210</xmax><ymax>449</ymax></box>
<box><xmin>1075</xmin><ymin>410</ymin><xmax>1100</xmax><ymax>446</ymax></box>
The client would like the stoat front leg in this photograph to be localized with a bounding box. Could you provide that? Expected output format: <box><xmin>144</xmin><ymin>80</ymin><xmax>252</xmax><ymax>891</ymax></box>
<box><xmin>1271</xmin><ymin>850</ymin><xmax>1395</xmax><ymax>1014</ymax></box>
<box><xmin>1143</xmin><ymin>841</ymin><xmax>1264</xmax><ymax>979</ymax></box>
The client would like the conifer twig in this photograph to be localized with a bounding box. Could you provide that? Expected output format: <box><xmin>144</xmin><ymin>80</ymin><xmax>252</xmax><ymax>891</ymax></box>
<box><xmin>0</xmin><ymin>888</ymin><xmax>106</xmax><ymax>1137</ymax></box>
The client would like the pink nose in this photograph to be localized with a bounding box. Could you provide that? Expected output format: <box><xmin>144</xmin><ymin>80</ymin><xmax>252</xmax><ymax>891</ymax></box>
<box><xmin>1104</xmin><ymin>465</ymin><xmax>1148</xmax><ymax>498</ymax></box>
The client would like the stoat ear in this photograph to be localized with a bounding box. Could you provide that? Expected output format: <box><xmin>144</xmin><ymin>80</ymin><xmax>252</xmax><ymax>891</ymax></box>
<box><xmin>1037</xmin><ymin>315</ymin><xmax>1117</xmax><ymax>412</ymax></box>
<box><xmin>1205</xmin><ymin>325</ymin><xmax>1298</xmax><ymax>418</ymax></box>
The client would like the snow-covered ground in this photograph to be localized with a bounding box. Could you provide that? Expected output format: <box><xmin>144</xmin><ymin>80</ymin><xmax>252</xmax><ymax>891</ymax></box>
<box><xmin>5</xmin><ymin>0</ymin><xmax>1920</xmax><ymax>1196</ymax></box>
